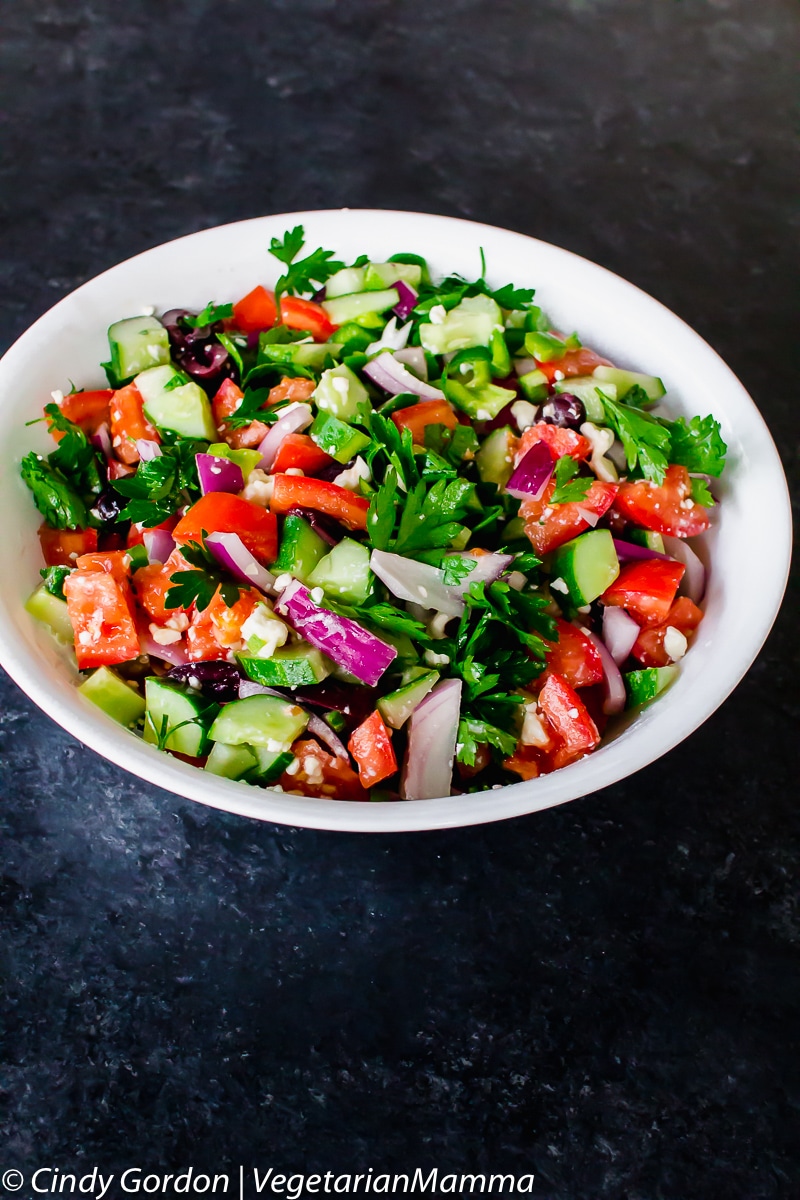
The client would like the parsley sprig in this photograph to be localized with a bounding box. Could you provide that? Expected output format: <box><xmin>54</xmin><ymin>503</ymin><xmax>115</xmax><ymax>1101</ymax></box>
<box><xmin>600</xmin><ymin>390</ymin><xmax>671</xmax><ymax>483</ymax></box>
<box><xmin>368</xmin><ymin>473</ymin><xmax>474</xmax><ymax>558</ymax></box>
<box><xmin>165</xmin><ymin>537</ymin><xmax>241</xmax><ymax>612</ymax></box>
<box><xmin>268</xmin><ymin>226</ymin><xmax>345</xmax><ymax>308</ymax></box>
<box><xmin>549</xmin><ymin>455</ymin><xmax>592</xmax><ymax>505</ymax></box>
<box><xmin>112</xmin><ymin>439</ymin><xmax>206</xmax><ymax>527</ymax></box>
<box><xmin>183</xmin><ymin>302</ymin><xmax>234</xmax><ymax>329</ymax></box>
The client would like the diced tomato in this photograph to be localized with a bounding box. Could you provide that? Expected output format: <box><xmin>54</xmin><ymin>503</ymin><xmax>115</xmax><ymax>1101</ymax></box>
<box><xmin>279</xmin><ymin>738</ymin><xmax>367</xmax><ymax>801</ymax></box>
<box><xmin>172</xmin><ymin>493</ymin><xmax>279</xmax><ymax>564</ymax></box>
<box><xmin>232</xmin><ymin>285</ymin><xmax>277</xmax><ymax>333</ymax></box>
<box><xmin>38</xmin><ymin>525</ymin><xmax>98</xmax><ymax>567</ymax></box>
<box><xmin>270</xmin><ymin>474</ymin><xmax>369</xmax><ymax>532</ymax></box>
<box><xmin>107</xmin><ymin>460</ymin><xmax>136</xmax><ymax>481</ymax></box>
<box><xmin>212</xmin><ymin>378</ymin><xmax>246</xmax><ymax>426</ymax></box>
<box><xmin>542</xmin><ymin>619</ymin><xmax>604</xmax><ymax>688</ymax></box>
<box><xmin>194</xmin><ymin>586</ymin><xmax>261</xmax><ymax>647</ymax></box>
<box><xmin>515</xmin><ymin>422</ymin><xmax>591</xmax><ymax>464</ymax></box>
<box><xmin>97</xmin><ymin>530</ymin><xmax>127</xmax><ymax>552</ymax></box>
<box><xmin>75</xmin><ymin>549</ymin><xmax>132</xmax><ymax>583</ymax></box>
<box><xmin>503</xmin><ymin>744</ymin><xmax>541</xmax><ymax>781</ymax></box>
<box><xmin>185</xmin><ymin>621</ymin><xmax>223</xmax><ymax>662</ymax></box>
<box><xmin>632</xmin><ymin>596</ymin><xmax>704</xmax><ymax>667</ymax></box>
<box><xmin>392</xmin><ymin>399</ymin><xmax>458</xmax><ymax>442</ymax></box>
<box><xmin>537</xmin><ymin>672</ymin><xmax>601</xmax><ymax>769</ymax></box>
<box><xmin>267</xmin><ymin>376</ymin><xmax>317</xmax><ymax>406</ymax></box>
<box><xmin>534</xmin><ymin>346</ymin><xmax>611</xmax><ymax>384</ymax></box>
<box><xmin>109</xmin><ymin>383</ymin><xmax>160</xmax><ymax>465</ymax></box>
<box><xmin>64</xmin><ymin>569</ymin><xmax>140</xmax><ymax>669</ymax></box>
<box><xmin>54</xmin><ymin>389</ymin><xmax>113</xmax><ymax>436</ymax></box>
<box><xmin>126</xmin><ymin>515</ymin><xmax>179</xmax><ymax>550</ymax></box>
<box><xmin>272</xmin><ymin>433</ymin><xmax>335</xmax><ymax>475</ymax></box>
<box><xmin>521</xmin><ymin>480</ymin><xmax>618</xmax><ymax>556</ymax></box>
<box><xmin>133</xmin><ymin>560</ymin><xmax>179</xmax><ymax>622</ymax></box>
<box><xmin>348</xmin><ymin>711</ymin><xmax>398</xmax><ymax>787</ymax></box>
<box><xmin>613</xmin><ymin>465</ymin><xmax>710</xmax><ymax>539</ymax></box>
<box><xmin>601</xmin><ymin>559</ymin><xmax>685</xmax><ymax>627</ymax></box>
<box><xmin>280</xmin><ymin>296</ymin><xmax>337</xmax><ymax>342</ymax></box>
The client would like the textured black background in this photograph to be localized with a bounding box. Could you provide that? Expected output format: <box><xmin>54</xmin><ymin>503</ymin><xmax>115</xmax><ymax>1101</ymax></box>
<box><xmin>1</xmin><ymin>2</ymin><xmax>798</xmax><ymax>1197</ymax></box>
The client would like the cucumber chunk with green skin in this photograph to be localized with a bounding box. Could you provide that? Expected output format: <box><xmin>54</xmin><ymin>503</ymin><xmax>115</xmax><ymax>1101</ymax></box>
<box><xmin>79</xmin><ymin>666</ymin><xmax>146</xmax><ymax>728</ymax></box>
<box><xmin>270</xmin><ymin>514</ymin><xmax>329</xmax><ymax>582</ymax></box>
<box><xmin>328</xmin><ymin>322</ymin><xmax>376</xmax><ymax>354</ymax></box>
<box><xmin>238</xmin><ymin>644</ymin><xmax>331</xmax><ymax>688</ymax></box>
<box><xmin>554</xmin><ymin>376</ymin><xmax>609</xmax><ymax>422</ymax></box>
<box><xmin>378</xmin><ymin>670</ymin><xmax>440</xmax><ymax>729</ymax></box>
<box><xmin>248</xmin><ymin>746</ymin><xmax>295</xmax><ymax>785</ymax></box>
<box><xmin>419</xmin><ymin>294</ymin><xmax>503</xmax><ymax>355</ymax></box>
<box><xmin>135</xmin><ymin>365</ymin><xmax>217</xmax><ymax>440</ymax></box>
<box><xmin>309</xmin><ymin>411</ymin><xmax>371</xmax><ymax>463</ymax></box>
<box><xmin>364</xmin><ymin>261</ymin><xmax>422</xmax><ymax>291</ymax></box>
<box><xmin>258</xmin><ymin>338</ymin><xmax>342</xmax><ymax>371</ymax></box>
<box><xmin>143</xmin><ymin>678</ymin><xmax>219</xmax><ymax>756</ymax></box>
<box><xmin>204</xmin><ymin>741</ymin><xmax>258</xmax><ymax>780</ymax></box>
<box><xmin>208</xmin><ymin>694</ymin><xmax>309</xmax><ymax>749</ymax></box>
<box><xmin>108</xmin><ymin>316</ymin><xmax>171</xmax><ymax>382</ymax></box>
<box><xmin>592</xmin><ymin>365</ymin><xmax>666</xmax><ymax>403</ymax></box>
<box><xmin>518</xmin><ymin>368</ymin><xmax>549</xmax><ymax>402</ymax></box>
<box><xmin>550</xmin><ymin>529</ymin><xmax>620</xmax><ymax>606</ymax></box>
<box><xmin>25</xmin><ymin>584</ymin><xmax>73</xmax><ymax>641</ymax></box>
<box><xmin>628</xmin><ymin>528</ymin><xmax>666</xmax><ymax>553</ymax></box>
<box><xmin>444</xmin><ymin>377</ymin><xmax>516</xmax><ymax>421</ymax></box>
<box><xmin>207</xmin><ymin>443</ymin><xmax>262</xmax><ymax>481</ymax></box>
<box><xmin>324</xmin><ymin>266</ymin><xmax>367</xmax><ymax>298</ymax></box>
<box><xmin>308</xmin><ymin>538</ymin><xmax>372</xmax><ymax>604</ymax></box>
<box><xmin>476</xmin><ymin>426</ymin><xmax>515</xmax><ymax>487</ymax></box>
<box><xmin>624</xmin><ymin>666</ymin><xmax>679</xmax><ymax>707</ymax></box>
<box><xmin>322</xmin><ymin>288</ymin><xmax>400</xmax><ymax>326</ymax></box>
<box><xmin>313</xmin><ymin>363</ymin><xmax>370</xmax><ymax>421</ymax></box>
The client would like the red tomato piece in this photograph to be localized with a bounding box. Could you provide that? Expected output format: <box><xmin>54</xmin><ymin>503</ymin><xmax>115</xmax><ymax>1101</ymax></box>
<box><xmin>54</xmin><ymin>390</ymin><xmax>113</xmax><ymax>436</ymax></box>
<box><xmin>38</xmin><ymin>525</ymin><xmax>98</xmax><ymax>567</ymax></box>
<box><xmin>267</xmin><ymin>376</ymin><xmax>317</xmax><ymax>406</ymax></box>
<box><xmin>516</xmin><ymin>422</ymin><xmax>591</xmax><ymax>464</ymax></box>
<box><xmin>348</xmin><ymin>710</ymin><xmax>398</xmax><ymax>787</ymax></box>
<box><xmin>542</xmin><ymin>619</ymin><xmax>604</xmax><ymax>688</ymax></box>
<box><xmin>272</xmin><ymin>433</ymin><xmax>335</xmax><ymax>475</ymax></box>
<box><xmin>280</xmin><ymin>296</ymin><xmax>337</xmax><ymax>342</ymax></box>
<box><xmin>185</xmin><ymin>621</ymin><xmax>223</xmax><ymax>662</ymax></box>
<box><xmin>521</xmin><ymin>480</ymin><xmax>618</xmax><ymax>556</ymax></box>
<box><xmin>133</xmin><ymin>561</ymin><xmax>180</xmax><ymax>622</ymax></box>
<box><xmin>194</xmin><ymin>586</ymin><xmax>262</xmax><ymax>647</ymax></box>
<box><xmin>172</xmin><ymin>493</ymin><xmax>279</xmax><ymax>564</ymax></box>
<box><xmin>232</xmin><ymin>285</ymin><xmax>277</xmax><ymax>333</ymax></box>
<box><xmin>613</xmin><ymin>465</ymin><xmax>710</xmax><ymax>539</ymax></box>
<box><xmin>64</xmin><ymin>569</ymin><xmax>140</xmax><ymax>669</ymax></box>
<box><xmin>270</xmin><ymin>475</ymin><xmax>369</xmax><ymax>531</ymax></box>
<box><xmin>212</xmin><ymin>378</ymin><xmax>246</xmax><ymax>426</ymax></box>
<box><xmin>392</xmin><ymin>399</ymin><xmax>458</xmax><ymax>442</ymax></box>
<box><xmin>109</xmin><ymin>383</ymin><xmax>160</xmax><ymax>465</ymax></box>
<box><xmin>75</xmin><ymin>549</ymin><xmax>133</xmax><ymax>583</ymax></box>
<box><xmin>279</xmin><ymin>738</ymin><xmax>367</xmax><ymax>801</ymax></box>
<box><xmin>534</xmin><ymin>346</ymin><xmax>611</xmax><ymax>384</ymax></box>
<box><xmin>503</xmin><ymin>745</ymin><xmax>542</xmax><ymax>781</ymax></box>
<box><xmin>631</xmin><ymin>596</ymin><xmax>704</xmax><ymax>667</ymax></box>
<box><xmin>537</xmin><ymin>672</ymin><xmax>601</xmax><ymax>769</ymax></box>
<box><xmin>601</xmin><ymin>559</ymin><xmax>686</xmax><ymax>627</ymax></box>
<box><xmin>107</xmin><ymin>460</ymin><xmax>136</xmax><ymax>481</ymax></box>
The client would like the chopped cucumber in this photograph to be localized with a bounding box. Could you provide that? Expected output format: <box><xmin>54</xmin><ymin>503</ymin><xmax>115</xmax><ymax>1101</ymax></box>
<box><xmin>550</xmin><ymin>529</ymin><xmax>620</xmax><ymax>606</ymax></box>
<box><xmin>518</xmin><ymin>368</ymin><xmax>549</xmax><ymax>402</ymax></box>
<box><xmin>554</xmin><ymin>376</ymin><xmax>610</xmax><ymax>422</ymax></box>
<box><xmin>476</xmin><ymin>426</ymin><xmax>515</xmax><ymax>487</ymax></box>
<box><xmin>248</xmin><ymin>746</ymin><xmax>295</xmax><ymax>785</ymax></box>
<box><xmin>313</xmin><ymin>363</ymin><xmax>370</xmax><ymax>421</ymax></box>
<box><xmin>79</xmin><ymin>666</ymin><xmax>146</xmax><ymax>728</ymax></box>
<box><xmin>204</xmin><ymin>741</ymin><xmax>258</xmax><ymax>780</ymax></box>
<box><xmin>270</xmin><ymin>514</ymin><xmax>329</xmax><ymax>582</ymax></box>
<box><xmin>238</xmin><ymin>644</ymin><xmax>331</xmax><ymax>688</ymax></box>
<box><xmin>490</xmin><ymin>328</ymin><xmax>511</xmax><ymax>376</ymax></box>
<box><xmin>325</xmin><ymin>266</ymin><xmax>367</xmax><ymax>298</ymax></box>
<box><xmin>108</xmin><ymin>316</ymin><xmax>171</xmax><ymax>382</ymax></box>
<box><xmin>308</xmin><ymin>538</ymin><xmax>372</xmax><ymax>604</ymax></box>
<box><xmin>444</xmin><ymin>377</ymin><xmax>515</xmax><ymax>421</ymax></box>
<box><xmin>135</xmin><ymin>364</ymin><xmax>217</xmax><ymax>440</ymax></box>
<box><xmin>25</xmin><ymin>584</ymin><xmax>73</xmax><ymax>641</ymax></box>
<box><xmin>624</xmin><ymin>666</ymin><xmax>679</xmax><ymax>707</ymax></box>
<box><xmin>329</xmin><ymin>322</ymin><xmax>376</xmax><ymax>354</ymax></box>
<box><xmin>628</xmin><ymin>529</ymin><xmax>666</xmax><ymax>553</ymax></box>
<box><xmin>258</xmin><ymin>338</ymin><xmax>342</xmax><ymax>371</ymax></box>
<box><xmin>207</xmin><ymin>443</ymin><xmax>262</xmax><ymax>481</ymax></box>
<box><xmin>309</xmin><ymin>411</ymin><xmax>371</xmax><ymax>463</ymax></box>
<box><xmin>592</xmin><ymin>365</ymin><xmax>666</xmax><ymax>403</ymax></box>
<box><xmin>378</xmin><ymin>670</ymin><xmax>439</xmax><ymax>729</ymax></box>
<box><xmin>208</xmin><ymin>694</ymin><xmax>309</xmax><ymax>749</ymax></box>
<box><xmin>364</xmin><ymin>261</ymin><xmax>422</xmax><ymax>291</ymax></box>
<box><xmin>143</xmin><ymin>678</ymin><xmax>219</xmax><ymax>757</ymax></box>
<box><xmin>419</xmin><ymin>294</ymin><xmax>503</xmax><ymax>355</ymax></box>
<box><xmin>322</xmin><ymin>288</ymin><xmax>400</xmax><ymax>326</ymax></box>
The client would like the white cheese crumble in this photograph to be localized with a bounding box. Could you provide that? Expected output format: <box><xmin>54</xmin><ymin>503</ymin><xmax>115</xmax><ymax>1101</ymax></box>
<box><xmin>50</xmin><ymin>389</ymin><xmax>65</xmax><ymax>405</ymax></box>
<box><xmin>510</xmin><ymin>400</ymin><xmax>539</xmax><ymax>431</ymax></box>
<box><xmin>663</xmin><ymin>625</ymin><xmax>688</xmax><ymax>661</ymax></box>
<box><xmin>550</xmin><ymin>577</ymin><xmax>569</xmax><ymax>594</ymax></box>
<box><xmin>273</xmin><ymin>573</ymin><xmax>294</xmax><ymax>593</ymax></box>
<box><xmin>309</xmin><ymin>587</ymin><xmax>324</xmax><ymax>604</ymax></box>
<box><xmin>240</xmin><ymin>604</ymin><xmax>289</xmax><ymax>659</ymax></box>
<box><xmin>424</xmin><ymin>649</ymin><xmax>451</xmax><ymax>667</ymax></box>
<box><xmin>505</xmin><ymin>571</ymin><xmax>527</xmax><ymax>592</ymax></box>
<box><xmin>285</xmin><ymin>467</ymin><xmax>305</xmax><ymax>477</ymax></box>
<box><xmin>149</xmin><ymin>623</ymin><xmax>182</xmax><ymax>645</ymax></box>
<box><xmin>332</xmin><ymin>456</ymin><xmax>371</xmax><ymax>490</ymax></box>
<box><xmin>567</xmin><ymin>707</ymin><xmax>580</xmax><ymax>719</ymax></box>
<box><xmin>428</xmin><ymin>304</ymin><xmax>447</xmax><ymax>325</ymax></box>
<box><xmin>240</xmin><ymin>468</ymin><xmax>273</xmax><ymax>507</ymax></box>
<box><xmin>521</xmin><ymin>703</ymin><xmax>551</xmax><ymax>747</ymax></box>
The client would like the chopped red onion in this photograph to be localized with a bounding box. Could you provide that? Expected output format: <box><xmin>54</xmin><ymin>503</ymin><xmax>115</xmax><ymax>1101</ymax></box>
<box><xmin>574</xmin><ymin>505</ymin><xmax>600</xmax><ymax>528</ymax></box>
<box><xmin>135</xmin><ymin>438</ymin><xmax>161</xmax><ymax>462</ymax></box>
<box><xmin>612</xmin><ymin>537</ymin><xmax>673</xmax><ymax>564</ymax></box>
<box><xmin>393</xmin><ymin>280</ymin><xmax>419</xmax><ymax>320</ymax></box>
<box><xmin>583</xmin><ymin>628</ymin><xmax>626</xmax><ymax>715</ymax></box>
<box><xmin>307</xmin><ymin>713</ymin><xmax>349</xmax><ymax>760</ymax></box>
<box><xmin>400</xmin><ymin>678</ymin><xmax>462</xmax><ymax>801</ymax></box>
<box><xmin>205</xmin><ymin>532</ymin><xmax>276</xmax><ymax>593</ymax></box>
<box><xmin>196</xmin><ymin>452</ymin><xmax>244</xmax><ymax>496</ymax></box>
<box><xmin>363</xmin><ymin>352</ymin><xmax>445</xmax><ymax>401</ymax></box>
<box><xmin>662</xmin><ymin>536</ymin><xmax>706</xmax><ymax>603</ymax></box>
<box><xmin>393</xmin><ymin>346</ymin><xmax>428</xmax><ymax>381</ymax></box>
<box><xmin>138</xmin><ymin>626</ymin><xmax>190</xmax><ymax>667</ymax></box>
<box><xmin>91</xmin><ymin>423</ymin><xmax>113</xmax><ymax>461</ymax></box>
<box><xmin>257</xmin><ymin>403</ymin><xmax>313</xmax><ymax>471</ymax></box>
<box><xmin>366</xmin><ymin>317</ymin><xmax>412</xmax><ymax>354</ymax></box>
<box><xmin>601</xmin><ymin>606</ymin><xmax>640</xmax><ymax>664</ymax></box>
<box><xmin>505</xmin><ymin>440</ymin><xmax>554</xmax><ymax>500</ymax></box>
<box><xmin>239</xmin><ymin>680</ymin><xmax>285</xmax><ymax>700</ymax></box>
<box><xmin>143</xmin><ymin>527</ymin><xmax>176</xmax><ymax>564</ymax></box>
<box><xmin>370</xmin><ymin>550</ymin><xmax>513</xmax><ymax>617</ymax></box>
<box><xmin>274</xmin><ymin>579</ymin><xmax>397</xmax><ymax>687</ymax></box>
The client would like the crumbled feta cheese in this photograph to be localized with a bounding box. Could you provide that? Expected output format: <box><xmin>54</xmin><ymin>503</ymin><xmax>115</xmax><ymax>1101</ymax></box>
<box><xmin>424</xmin><ymin>649</ymin><xmax>451</xmax><ymax>667</ymax></box>
<box><xmin>332</xmin><ymin>456</ymin><xmax>371</xmax><ymax>490</ymax></box>
<box><xmin>240</xmin><ymin>468</ymin><xmax>273</xmax><ymax>507</ymax></box>
<box><xmin>164</xmin><ymin>612</ymin><xmax>189</xmax><ymax>632</ymax></box>
<box><xmin>550</xmin><ymin>577</ymin><xmax>569</xmax><ymax>594</ymax></box>
<box><xmin>50</xmin><ymin>389</ymin><xmax>65</xmax><ymax>404</ymax></box>
<box><xmin>580</xmin><ymin>421</ymin><xmax>618</xmax><ymax>483</ymax></box>
<box><xmin>428</xmin><ymin>304</ymin><xmax>447</xmax><ymax>325</ymax></box>
<box><xmin>567</xmin><ymin>707</ymin><xmax>580</xmax><ymax>719</ymax></box>
<box><xmin>505</xmin><ymin>571</ymin><xmax>527</xmax><ymax>591</ymax></box>
<box><xmin>680</xmin><ymin>497</ymin><xmax>695</xmax><ymax>509</ymax></box>
<box><xmin>77</xmin><ymin>631</ymin><xmax>94</xmax><ymax>646</ymax></box>
<box><xmin>576</xmin><ymin>604</ymin><xmax>591</xmax><ymax>614</ymax></box>
<box><xmin>141</xmin><ymin>305</ymin><xmax>155</xmax><ymax>316</ymax></box>
<box><xmin>553</xmin><ymin>370</ymin><xmax>565</xmax><ymax>381</ymax></box>
<box><xmin>240</xmin><ymin>604</ymin><xmax>289</xmax><ymax>659</ymax></box>
<box><xmin>510</xmin><ymin>400</ymin><xmax>539</xmax><ymax>431</ymax></box>
<box><xmin>475</xmin><ymin>409</ymin><xmax>491</xmax><ymax>421</ymax></box>
<box><xmin>285</xmin><ymin>758</ymin><xmax>300</xmax><ymax>776</ymax></box>
<box><xmin>309</xmin><ymin>587</ymin><xmax>324</xmax><ymax>604</ymax></box>
<box><xmin>285</xmin><ymin>467</ymin><xmax>305</xmax><ymax>477</ymax></box>
<box><xmin>149</xmin><ymin>623</ymin><xmax>182</xmax><ymax>645</ymax></box>
<box><xmin>273</xmin><ymin>573</ymin><xmax>293</xmax><ymax>593</ymax></box>
<box><xmin>428</xmin><ymin>612</ymin><xmax>452</xmax><ymax>639</ymax></box>
<box><xmin>521</xmin><ymin>703</ymin><xmax>550</xmax><ymax>747</ymax></box>
<box><xmin>663</xmin><ymin>625</ymin><xmax>688</xmax><ymax>661</ymax></box>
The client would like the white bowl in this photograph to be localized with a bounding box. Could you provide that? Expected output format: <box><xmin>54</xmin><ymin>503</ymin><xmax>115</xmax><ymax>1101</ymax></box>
<box><xmin>0</xmin><ymin>210</ymin><xmax>791</xmax><ymax>831</ymax></box>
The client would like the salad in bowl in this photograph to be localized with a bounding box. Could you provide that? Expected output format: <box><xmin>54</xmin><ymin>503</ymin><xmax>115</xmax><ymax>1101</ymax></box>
<box><xmin>19</xmin><ymin>224</ymin><xmax>727</xmax><ymax>804</ymax></box>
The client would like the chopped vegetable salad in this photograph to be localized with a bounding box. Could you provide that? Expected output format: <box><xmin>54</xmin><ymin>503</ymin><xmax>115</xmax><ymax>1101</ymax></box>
<box><xmin>21</xmin><ymin>228</ymin><xmax>727</xmax><ymax>801</ymax></box>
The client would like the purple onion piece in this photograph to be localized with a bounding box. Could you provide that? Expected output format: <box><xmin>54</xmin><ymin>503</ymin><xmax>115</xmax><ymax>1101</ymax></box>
<box><xmin>166</xmin><ymin>660</ymin><xmax>243</xmax><ymax>704</ymax></box>
<box><xmin>239</xmin><ymin>680</ymin><xmax>286</xmax><ymax>700</ymax></box>
<box><xmin>196</xmin><ymin>452</ymin><xmax>244</xmax><ymax>496</ymax></box>
<box><xmin>582</xmin><ymin>628</ymin><xmax>626</xmax><ymax>715</ymax></box>
<box><xmin>370</xmin><ymin>549</ymin><xmax>514</xmax><ymax>617</ymax></box>
<box><xmin>205</xmin><ymin>532</ymin><xmax>275</xmax><ymax>593</ymax></box>
<box><xmin>257</xmin><ymin>403</ymin><xmax>314</xmax><ymax>471</ymax></box>
<box><xmin>363</xmin><ymin>352</ymin><xmax>446</xmax><ymax>401</ymax></box>
<box><xmin>400</xmin><ymin>678</ymin><xmax>462</xmax><ymax>801</ymax></box>
<box><xmin>274</xmin><ymin>580</ymin><xmax>397</xmax><ymax>687</ymax></box>
<box><xmin>612</xmin><ymin>538</ymin><xmax>674</xmax><ymax>564</ymax></box>
<box><xmin>393</xmin><ymin>346</ymin><xmax>428</xmax><ymax>381</ymax></box>
<box><xmin>143</xmin><ymin>527</ymin><xmax>176</xmax><ymax>564</ymax></box>
<box><xmin>393</xmin><ymin>280</ymin><xmax>419</xmax><ymax>321</ymax></box>
<box><xmin>662</xmin><ymin>536</ymin><xmax>706</xmax><ymax>604</ymax></box>
<box><xmin>135</xmin><ymin>438</ymin><xmax>161</xmax><ymax>462</ymax></box>
<box><xmin>138</xmin><ymin>627</ymin><xmax>190</xmax><ymax>667</ymax></box>
<box><xmin>505</xmin><ymin>440</ymin><xmax>554</xmax><ymax>501</ymax></box>
<box><xmin>307</xmin><ymin>713</ymin><xmax>350</xmax><ymax>760</ymax></box>
<box><xmin>91</xmin><ymin>423</ymin><xmax>113</xmax><ymax>461</ymax></box>
<box><xmin>601</xmin><ymin>606</ymin><xmax>640</xmax><ymax>665</ymax></box>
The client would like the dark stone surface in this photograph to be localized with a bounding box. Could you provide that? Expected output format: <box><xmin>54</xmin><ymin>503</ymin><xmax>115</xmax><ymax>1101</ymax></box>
<box><xmin>1</xmin><ymin>1</ymin><xmax>798</xmax><ymax>1196</ymax></box>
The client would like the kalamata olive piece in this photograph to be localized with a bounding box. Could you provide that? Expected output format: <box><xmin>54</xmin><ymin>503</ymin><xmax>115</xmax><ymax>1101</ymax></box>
<box><xmin>540</xmin><ymin>393</ymin><xmax>586</xmax><ymax>429</ymax></box>
<box><xmin>93</xmin><ymin>488</ymin><xmax>127</xmax><ymax>523</ymax></box>
<box><xmin>166</xmin><ymin>661</ymin><xmax>243</xmax><ymax>704</ymax></box>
